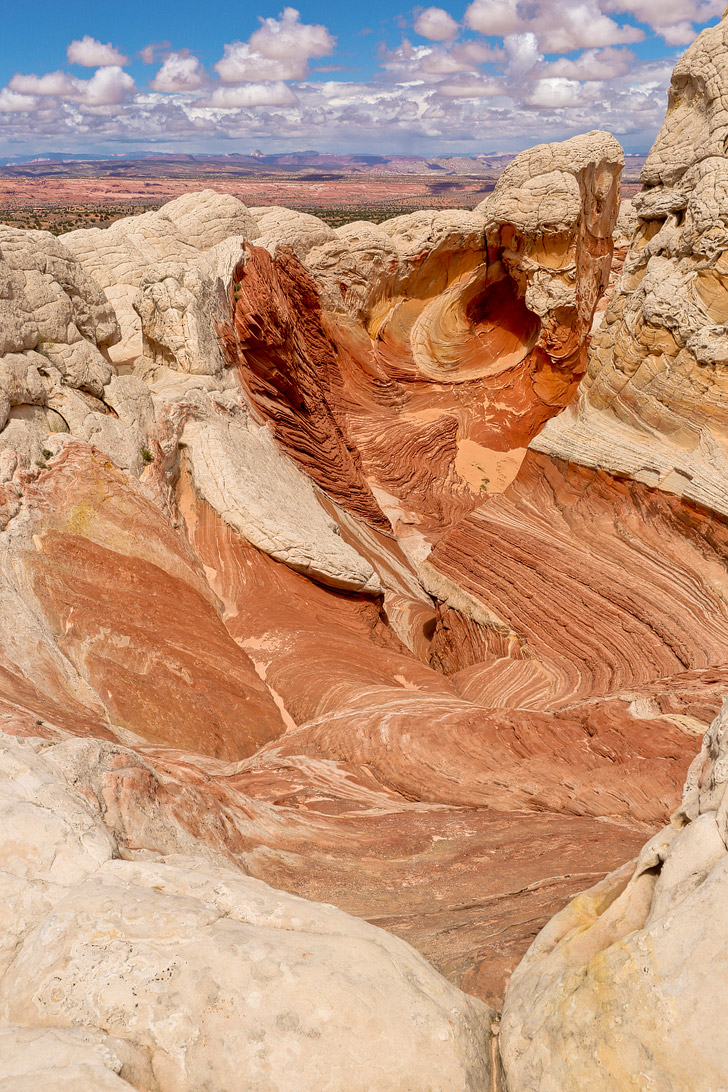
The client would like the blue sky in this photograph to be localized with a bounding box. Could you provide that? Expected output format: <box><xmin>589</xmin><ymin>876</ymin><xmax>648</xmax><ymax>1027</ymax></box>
<box><xmin>0</xmin><ymin>1</ymin><xmax>723</xmax><ymax>156</ymax></box>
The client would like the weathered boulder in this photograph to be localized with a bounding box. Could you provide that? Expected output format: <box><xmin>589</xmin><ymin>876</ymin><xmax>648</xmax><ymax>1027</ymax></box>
<box><xmin>499</xmin><ymin>698</ymin><xmax>728</xmax><ymax>1092</ymax></box>
<box><xmin>62</xmin><ymin>191</ymin><xmax>257</xmax><ymax>366</ymax></box>
<box><xmin>0</xmin><ymin>226</ymin><xmax>123</xmax><ymax>468</ymax></box>
<box><xmin>251</xmin><ymin>205</ymin><xmax>336</xmax><ymax>260</ymax></box>
<box><xmin>0</xmin><ymin>732</ymin><xmax>495</xmax><ymax>1092</ymax></box>
<box><xmin>0</xmin><ymin>1025</ymin><xmax>139</xmax><ymax>1092</ymax></box>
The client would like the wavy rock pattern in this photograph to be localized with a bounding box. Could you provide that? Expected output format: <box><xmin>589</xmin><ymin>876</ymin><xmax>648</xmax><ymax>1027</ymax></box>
<box><xmin>427</xmin><ymin>450</ymin><xmax>728</xmax><ymax>708</ymax></box>
<box><xmin>217</xmin><ymin>134</ymin><xmax>622</xmax><ymax>546</ymax></box>
<box><xmin>0</xmin><ymin>440</ymin><xmax>285</xmax><ymax>757</ymax></box>
<box><xmin>217</xmin><ymin>242</ymin><xmax>389</xmax><ymax>530</ymax></box>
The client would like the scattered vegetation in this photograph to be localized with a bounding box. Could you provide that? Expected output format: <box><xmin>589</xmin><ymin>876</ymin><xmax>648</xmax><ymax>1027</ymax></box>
<box><xmin>299</xmin><ymin>205</ymin><xmax>403</xmax><ymax>227</ymax></box>
<box><xmin>0</xmin><ymin>202</ymin><xmax>164</xmax><ymax>234</ymax></box>
<box><xmin>1</xmin><ymin>198</ymin><xmax>484</xmax><ymax>236</ymax></box>
<box><xmin>141</xmin><ymin>446</ymin><xmax>155</xmax><ymax>464</ymax></box>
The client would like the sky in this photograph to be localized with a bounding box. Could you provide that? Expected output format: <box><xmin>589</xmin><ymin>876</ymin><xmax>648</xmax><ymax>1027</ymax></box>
<box><xmin>0</xmin><ymin>0</ymin><xmax>723</xmax><ymax>157</ymax></box>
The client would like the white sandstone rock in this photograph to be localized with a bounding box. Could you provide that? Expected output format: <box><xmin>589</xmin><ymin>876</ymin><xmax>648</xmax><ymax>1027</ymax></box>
<box><xmin>62</xmin><ymin>190</ymin><xmax>256</xmax><ymax>366</ymax></box>
<box><xmin>0</xmin><ymin>732</ymin><xmax>493</xmax><ymax>1092</ymax></box>
<box><xmin>251</xmin><ymin>206</ymin><xmax>336</xmax><ymax>261</ymax></box>
<box><xmin>533</xmin><ymin>16</ymin><xmax>728</xmax><ymax>519</ymax></box>
<box><xmin>500</xmin><ymin>698</ymin><xmax>728</xmax><ymax>1092</ymax></box>
<box><xmin>179</xmin><ymin>396</ymin><xmax>382</xmax><ymax>594</ymax></box>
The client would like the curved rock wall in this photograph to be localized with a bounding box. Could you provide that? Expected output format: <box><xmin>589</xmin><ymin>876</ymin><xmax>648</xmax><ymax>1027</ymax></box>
<box><xmin>216</xmin><ymin>135</ymin><xmax>622</xmax><ymax>548</ymax></box>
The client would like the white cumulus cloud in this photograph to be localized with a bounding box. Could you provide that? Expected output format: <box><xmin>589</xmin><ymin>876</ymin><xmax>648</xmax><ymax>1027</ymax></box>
<box><xmin>543</xmin><ymin>45</ymin><xmax>636</xmax><ymax>79</ymax></box>
<box><xmin>67</xmin><ymin>35</ymin><xmax>128</xmax><ymax>67</ymax></box>
<box><xmin>523</xmin><ymin>76</ymin><xmax>585</xmax><ymax>107</ymax></box>
<box><xmin>10</xmin><ymin>66</ymin><xmax>134</xmax><ymax>106</ymax></box>
<box><xmin>504</xmin><ymin>33</ymin><xmax>543</xmax><ymax>79</ymax></box>
<box><xmin>248</xmin><ymin>6</ymin><xmax>335</xmax><ymax>59</ymax></box>
<box><xmin>465</xmin><ymin>0</ymin><xmax>644</xmax><ymax>51</ymax></box>
<box><xmin>0</xmin><ymin>88</ymin><xmax>38</xmax><ymax>112</ymax></box>
<box><xmin>436</xmin><ymin>73</ymin><xmax>506</xmax><ymax>96</ymax></box>
<box><xmin>414</xmin><ymin>7</ymin><xmax>460</xmax><ymax>40</ymax></box>
<box><xmin>216</xmin><ymin>7</ymin><xmax>335</xmax><ymax>82</ymax></box>
<box><xmin>380</xmin><ymin>38</ymin><xmax>503</xmax><ymax>79</ymax></box>
<box><xmin>465</xmin><ymin>0</ymin><xmax>522</xmax><ymax>36</ymax></box>
<box><xmin>206</xmin><ymin>81</ymin><xmax>298</xmax><ymax>107</ymax></box>
<box><xmin>140</xmin><ymin>42</ymin><xmax>171</xmax><ymax>65</ymax></box>
<box><xmin>151</xmin><ymin>52</ymin><xmax>206</xmax><ymax>92</ymax></box>
<box><xmin>605</xmin><ymin>0</ymin><xmax>723</xmax><ymax>41</ymax></box>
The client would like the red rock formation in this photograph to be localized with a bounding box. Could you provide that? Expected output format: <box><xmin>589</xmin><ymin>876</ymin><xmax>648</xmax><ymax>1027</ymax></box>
<box><xmin>3</xmin><ymin>125</ymin><xmax>725</xmax><ymax>1049</ymax></box>
<box><xmin>2</xmin><ymin>454</ymin><xmax>692</xmax><ymax>1006</ymax></box>
<box><xmin>427</xmin><ymin>450</ymin><xmax>728</xmax><ymax>709</ymax></box>
<box><xmin>218</xmin><ymin>134</ymin><xmax>623</xmax><ymax>550</ymax></box>
<box><xmin>3</xmin><ymin>443</ymin><xmax>286</xmax><ymax>758</ymax></box>
<box><xmin>217</xmin><ymin>243</ymin><xmax>390</xmax><ymax>531</ymax></box>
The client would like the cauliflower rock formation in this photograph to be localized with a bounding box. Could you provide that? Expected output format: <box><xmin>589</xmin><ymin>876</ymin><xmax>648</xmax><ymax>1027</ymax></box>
<box><xmin>533</xmin><ymin>12</ymin><xmax>728</xmax><ymax>518</ymax></box>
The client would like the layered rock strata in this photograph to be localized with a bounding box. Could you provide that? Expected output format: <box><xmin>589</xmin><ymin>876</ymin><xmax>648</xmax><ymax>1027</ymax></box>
<box><xmin>219</xmin><ymin>132</ymin><xmax>623</xmax><ymax>546</ymax></box>
<box><xmin>426</xmin><ymin>449</ymin><xmax>728</xmax><ymax>708</ymax></box>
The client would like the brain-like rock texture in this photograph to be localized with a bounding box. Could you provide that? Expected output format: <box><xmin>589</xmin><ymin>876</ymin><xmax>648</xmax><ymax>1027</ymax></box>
<box><xmin>534</xmin><ymin>13</ymin><xmax>728</xmax><ymax>519</ymax></box>
<box><xmin>3</xmin><ymin>22</ymin><xmax>728</xmax><ymax>1088</ymax></box>
<box><xmin>61</xmin><ymin>190</ymin><xmax>257</xmax><ymax>367</ymax></box>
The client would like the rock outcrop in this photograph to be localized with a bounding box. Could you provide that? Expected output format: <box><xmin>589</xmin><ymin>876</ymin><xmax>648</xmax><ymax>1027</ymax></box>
<box><xmin>219</xmin><ymin>133</ymin><xmax>623</xmax><ymax>546</ymax></box>
<box><xmin>425</xmin><ymin>449</ymin><xmax>728</xmax><ymax>708</ymax></box>
<box><xmin>0</xmin><ymin>127</ymin><xmax>650</xmax><ymax>1032</ymax></box>
<box><xmin>62</xmin><ymin>190</ymin><xmax>257</xmax><ymax>367</ymax></box>
<box><xmin>486</xmin><ymin>16</ymin><xmax>728</xmax><ymax>1090</ymax></box>
<box><xmin>533</xmin><ymin>14</ymin><xmax>728</xmax><ymax>518</ymax></box>
<box><xmin>0</xmin><ymin>734</ymin><xmax>494</xmax><ymax>1092</ymax></box>
<box><xmin>499</xmin><ymin>698</ymin><xmax>728</xmax><ymax>1092</ymax></box>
